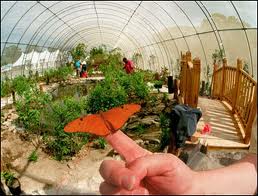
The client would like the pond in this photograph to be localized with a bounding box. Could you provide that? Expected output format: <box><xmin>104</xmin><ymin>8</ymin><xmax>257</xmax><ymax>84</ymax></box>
<box><xmin>51</xmin><ymin>82</ymin><xmax>97</xmax><ymax>101</ymax></box>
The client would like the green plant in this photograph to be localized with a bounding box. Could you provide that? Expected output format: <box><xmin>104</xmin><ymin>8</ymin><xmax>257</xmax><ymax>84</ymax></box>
<box><xmin>243</xmin><ymin>62</ymin><xmax>249</xmax><ymax>74</ymax></box>
<box><xmin>160</xmin><ymin>66</ymin><xmax>169</xmax><ymax>84</ymax></box>
<box><xmin>134</xmin><ymin>124</ymin><xmax>146</xmax><ymax>135</ymax></box>
<box><xmin>93</xmin><ymin>137</ymin><xmax>107</xmax><ymax>149</ymax></box>
<box><xmin>212</xmin><ymin>48</ymin><xmax>225</xmax><ymax>66</ymax></box>
<box><xmin>41</xmin><ymin>96</ymin><xmax>89</xmax><ymax>161</ymax></box>
<box><xmin>16</xmin><ymin>86</ymin><xmax>52</xmax><ymax>132</ymax></box>
<box><xmin>69</xmin><ymin>43</ymin><xmax>87</xmax><ymax>61</ymax></box>
<box><xmin>86</xmin><ymin>77</ymin><xmax>127</xmax><ymax>114</ymax></box>
<box><xmin>159</xmin><ymin>113</ymin><xmax>171</xmax><ymax>150</ymax></box>
<box><xmin>1</xmin><ymin>171</ymin><xmax>15</xmax><ymax>186</ymax></box>
<box><xmin>154</xmin><ymin>80</ymin><xmax>163</xmax><ymax>92</ymax></box>
<box><xmin>162</xmin><ymin>93</ymin><xmax>169</xmax><ymax>104</ymax></box>
<box><xmin>1</xmin><ymin>77</ymin><xmax>12</xmax><ymax>97</ymax></box>
<box><xmin>28</xmin><ymin>150</ymin><xmax>38</xmax><ymax>162</ymax></box>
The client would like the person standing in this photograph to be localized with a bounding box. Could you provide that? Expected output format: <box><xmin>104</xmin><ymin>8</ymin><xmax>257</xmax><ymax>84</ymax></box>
<box><xmin>123</xmin><ymin>57</ymin><xmax>134</xmax><ymax>74</ymax></box>
<box><xmin>74</xmin><ymin>59</ymin><xmax>81</xmax><ymax>77</ymax></box>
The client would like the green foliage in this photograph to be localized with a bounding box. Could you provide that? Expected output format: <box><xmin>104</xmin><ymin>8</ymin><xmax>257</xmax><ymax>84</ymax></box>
<box><xmin>41</xmin><ymin>96</ymin><xmax>89</xmax><ymax>161</ymax></box>
<box><xmin>160</xmin><ymin>66</ymin><xmax>169</xmax><ymax>84</ymax></box>
<box><xmin>159</xmin><ymin>113</ymin><xmax>171</xmax><ymax>150</ymax></box>
<box><xmin>1</xmin><ymin>171</ymin><xmax>15</xmax><ymax>185</ymax></box>
<box><xmin>16</xmin><ymin>87</ymin><xmax>52</xmax><ymax>132</ymax></box>
<box><xmin>93</xmin><ymin>137</ymin><xmax>107</xmax><ymax>149</ymax></box>
<box><xmin>43</xmin><ymin>66</ymin><xmax>73</xmax><ymax>83</ymax></box>
<box><xmin>1</xmin><ymin>45</ymin><xmax>22</xmax><ymax>66</ymax></box>
<box><xmin>69</xmin><ymin>43</ymin><xmax>87</xmax><ymax>61</ymax></box>
<box><xmin>12</xmin><ymin>75</ymin><xmax>35</xmax><ymax>96</ymax></box>
<box><xmin>243</xmin><ymin>62</ymin><xmax>249</xmax><ymax>74</ymax></box>
<box><xmin>162</xmin><ymin>93</ymin><xmax>169</xmax><ymax>103</ymax></box>
<box><xmin>154</xmin><ymin>80</ymin><xmax>163</xmax><ymax>89</ymax></box>
<box><xmin>134</xmin><ymin>124</ymin><xmax>146</xmax><ymax>135</ymax></box>
<box><xmin>212</xmin><ymin>48</ymin><xmax>225</xmax><ymax>66</ymax></box>
<box><xmin>28</xmin><ymin>150</ymin><xmax>38</xmax><ymax>162</ymax></box>
<box><xmin>86</xmin><ymin>77</ymin><xmax>127</xmax><ymax>113</ymax></box>
<box><xmin>1</xmin><ymin>77</ymin><xmax>13</xmax><ymax>97</ymax></box>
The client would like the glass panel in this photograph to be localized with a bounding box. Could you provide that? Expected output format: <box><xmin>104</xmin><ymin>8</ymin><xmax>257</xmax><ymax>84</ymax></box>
<box><xmin>220</xmin><ymin>30</ymin><xmax>250</xmax><ymax>69</ymax></box>
<box><xmin>1</xmin><ymin>1</ymin><xmax>16</xmax><ymax>20</ymax></box>
<box><xmin>1</xmin><ymin>1</ymin><xmax>37</xmax><ymax>42</ymax></box>
<box><xmin>232</xmin><ymin>1</ymin><xmax>257</xmax><ymax>28</ymax></box>
<box><xmin>202</xmin><ymin>1</ymin><xmax>242</xmax><ymax>29</ymax></box>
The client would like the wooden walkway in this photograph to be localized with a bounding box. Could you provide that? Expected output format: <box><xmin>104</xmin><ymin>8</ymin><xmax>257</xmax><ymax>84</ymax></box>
<box><xmin>190</xmin><ymin>97</ymin><xmax>249</xmax><ymax>149</ymax></box>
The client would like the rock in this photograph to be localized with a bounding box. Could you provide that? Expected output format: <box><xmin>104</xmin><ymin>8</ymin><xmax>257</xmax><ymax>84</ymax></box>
<box><xmin>148</xmin><ymin>138</ymin><xmax>160</xmax><ymax>144</ymax></box>
<box><xmin>11</xmin><ymin>113</ymin><xmax>19</xmax><ymax>120</ymax></box>
<box><xmin>8</xmin><ymin>125</ymin><xmax>16</xmax><ymax>132</ymax></box>
<box><xmin>2</xmin><ymin>121</ymin><xmax>11</xmax><ymax>127</ymax></box>
<box><xmin>135</xmin><ymin>139</ymin><xmax>144</xmax><ymax>146</ymax></box>
<box><xmin>140</xmin><ymin>116</ymin><xmax>159</xmax><ymax>126</ymax></box>
<box><xmin>152</xmin><ymin>103</ymin><xmax>166</xmax><ymax>114</ymax></box>
<box><xmin>67</xmin><ymin>163</ymin><xmax>74</xmax><ymax>169</ymax></box>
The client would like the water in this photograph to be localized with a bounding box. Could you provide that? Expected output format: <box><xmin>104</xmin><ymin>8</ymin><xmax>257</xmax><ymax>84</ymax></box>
<box><xmin>51</xmin><ymin>83</ymin><xmax>96</xmax><ymax>101</ymax></box>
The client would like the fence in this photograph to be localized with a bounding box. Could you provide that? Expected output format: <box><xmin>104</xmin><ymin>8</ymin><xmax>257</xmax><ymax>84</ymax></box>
<box><xmin>211</xmin><ymin>58</ymin><xmax>257</xmax><ymax>144</ymax></box>
<box><xmin>179</xmin><ymin>51</ymin><xmax>201</xmax><ymax>108</ymax></box>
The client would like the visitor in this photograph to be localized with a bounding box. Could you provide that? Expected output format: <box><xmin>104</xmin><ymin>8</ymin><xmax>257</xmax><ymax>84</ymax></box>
<box><xmin>80</xmin><ymin>61</ymin><xmax>88</xmax><ymax>78</ymax></box>
<box><xmin>123</xmin><ymin>57</ymin><xmax>134</xmax><ymax>74</ymax></box>
<box><xmin>99</xmin><ymin>116</ymin><xmax>257</xmax><ymax>195</ymax></box>
<box><xmin>74</xmin><ymin>59</ymin><xmax>81</xmax><ymax>77</ymax></box>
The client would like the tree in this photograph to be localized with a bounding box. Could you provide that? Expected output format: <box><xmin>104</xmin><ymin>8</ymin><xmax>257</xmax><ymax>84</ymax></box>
<box><xmin>25</xmin><ymin>45</ymin><xmax>42</xmax><ymax>53</ymax></box>
<box><xmin>69</xmin><ymin>43</ymin><xmax>87</xmax><ymax>61</ymax></box>
<box><xmin>1</xmin><ymin>45</ymin><xmax>22</xmax><ymax>66</ymax></box>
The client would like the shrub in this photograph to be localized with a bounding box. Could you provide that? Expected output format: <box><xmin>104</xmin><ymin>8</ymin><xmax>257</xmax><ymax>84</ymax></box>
<box><xmin>1</xmin><ymin>171</ymin><xmax>15</xmax><ymax>186</ymax></box>
<box><xmin>1</xmin><ymin>77</ymin><xmax>12</xmax><ymax>97</ymax></box>
<box><xmin>41</xmin><ymin>96</ymin><xmax>90</xmax><ymax>161</ymax></box>
<box><xmin>86</xmin><ymin>77</ymin><xmax>127</xmax><ymax>113</ymax></box>
<box><xmin>28</xmin><ymin>150</ymin><xmax>38</xmax><ymax>162</ymax></box>
<box><xmin>16</xmin><ymin>87</ymin><xmax>52</xmax><ymax>132</ymax></box>
<box><xmin>12</xmin><ymin>75</ymin><xmax>35</xmax><ymax>96</ymax></box>
<box><xmin>159</xmin><ymin>113</ymin><xmax>171</xmax><ymax>150</ymax></box>
<box><xmin>93</xmin><ymin>137</ymin><xmax>107</xmax><ymax>149</ymax></box>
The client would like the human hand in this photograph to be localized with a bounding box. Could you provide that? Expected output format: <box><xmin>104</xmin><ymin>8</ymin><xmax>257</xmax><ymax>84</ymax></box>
<box><xmin>99</xmin><ymin>130</ymin><xmax>198</xmax><ymax>195</ymax></box>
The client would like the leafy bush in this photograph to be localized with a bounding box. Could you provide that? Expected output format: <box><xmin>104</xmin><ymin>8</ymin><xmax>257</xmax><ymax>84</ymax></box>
<box><xmin>69</xmin><ymin>43</ymin><xmax>87</xmax><ymax>61</ymax></box>
<box><xmin>159</xmin><ymin>113</ymin><xmax>171</xmax><ymax>150</ymax></box>
<box><xmin>12</xmin><ymin>75</ymin><xmax>35</xmax><ymax>96</ymax></box>
<box><xmin>93</xmin><ymin>137</ymin><xmax>107</xmax><ymax>149</ymax></box>
<box><xmin>86</xmin><ymin>77</ymin><xmax>127</xmax><ymax>114</ymax></box>
<box><xmin>41</xmin><ymin>96</ymin><xmax>90</xmax><ymax>161</ymax></box>
<box><xmin>1</xmin><ymin>171</ymin><xmax>15</xmax><ymax>186</ymax></box>
<box><xmin>1</xmin><ymin>77</ymin><xmax>12</xmax><ymax>97</ymax></box>
<box><xmin>43</xmin><ymin>66</ymin><xmax>73</xmax><ymax>84</ymax></box>
<box><xmin>28</xmin><ymin>150</ymin><xmax>38</xmax><ymax>162</ymax></box>
<box><xmin>16</xmin><ymin>87</ymin><xmax>52</xmax><ymax>132</ymax></box>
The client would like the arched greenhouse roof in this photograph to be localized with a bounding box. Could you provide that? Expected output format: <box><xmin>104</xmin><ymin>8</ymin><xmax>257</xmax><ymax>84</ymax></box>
<box><xmin>1</xmin><ymin>1</ymin><xmax>257</xmax><ymax>80</ymax></box>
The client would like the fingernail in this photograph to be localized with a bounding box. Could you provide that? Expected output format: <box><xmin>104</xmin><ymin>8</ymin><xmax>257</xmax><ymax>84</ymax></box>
<box><xmin>121</xmin><ymin>175</ymin><xmax>135</xmax><ymax>190</ymax></box>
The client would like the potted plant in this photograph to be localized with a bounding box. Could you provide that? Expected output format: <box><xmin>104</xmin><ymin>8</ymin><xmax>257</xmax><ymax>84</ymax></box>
<box><xmin>154</xmin><ymin>80</ymin><xmax>163</xmax><ymax>92</ymax></box>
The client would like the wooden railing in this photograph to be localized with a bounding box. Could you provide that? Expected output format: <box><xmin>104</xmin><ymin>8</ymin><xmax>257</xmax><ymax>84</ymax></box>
<box><xmin>179</xmin><ymin>51</ymin><xmax>201</xmax><ymax>108</ymax></box>
<box><xmin>211</xmin><ymin>58</ymin><xmax>257</xmax><ymax>144</ymax></box>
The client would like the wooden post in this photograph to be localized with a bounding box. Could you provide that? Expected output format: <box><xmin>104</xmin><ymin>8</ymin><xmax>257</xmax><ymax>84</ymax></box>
<box><xmin>200</xmin><ymin>81</ymin><xmax>205</xmax><ymax>96</ymax></box>
<box><xmin>220</xmin><ymin>58</ymin><xmax>227</xmax><ymax>100</ymax></box>
<box><xmin>192</xmin><ymin>57</ymin><xmax>201</xmax><ymax>108</ymax></box>
<box><xmin>211</xmin><ymin>63</ymin><xmax>218</xmax><ymax>98</ymax></box>
<box><xmin>244</xmin><ymin>85</ymin><xmax>257</xmax><ymax>144</ymax></box>
<box><xmin>232</xmin><ymin>59</ymin><xmax>242</xmax><ymax>112</ymax></box>
<box><xmin>179</xmin><ymin>54</ymin><xmax>187</xmax><ymax>100</ymax></box>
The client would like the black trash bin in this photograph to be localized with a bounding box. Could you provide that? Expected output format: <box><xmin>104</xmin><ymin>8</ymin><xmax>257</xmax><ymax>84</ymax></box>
<box><xmin>168</xmin><ymin>76</ymin><xmax>174</xmax><ymax>94</ymax></box>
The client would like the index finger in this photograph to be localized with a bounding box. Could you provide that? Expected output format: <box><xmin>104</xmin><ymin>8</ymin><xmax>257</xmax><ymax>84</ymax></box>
<box><xmin>105</xmin><ymin>130</ymin><xmax>151</xmax><ymax>163</ymax></box>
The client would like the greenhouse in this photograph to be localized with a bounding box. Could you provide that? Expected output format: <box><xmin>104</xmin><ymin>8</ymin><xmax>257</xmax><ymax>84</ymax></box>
<box><xmin>1</xmin><ymin>1</ymin><xmax>257</xmax><ymax>195</ymax></box>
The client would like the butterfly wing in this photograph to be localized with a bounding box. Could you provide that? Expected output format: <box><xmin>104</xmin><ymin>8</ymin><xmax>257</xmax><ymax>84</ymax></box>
<box><xmin>64</xmin><ymin>114</ymin><xmax>110</xmax><ymax>136</ymax></box>
<box><xmin>102</xmin><ymin>104</ymin><xmax>141</xmax><ymax>132</ymax></box>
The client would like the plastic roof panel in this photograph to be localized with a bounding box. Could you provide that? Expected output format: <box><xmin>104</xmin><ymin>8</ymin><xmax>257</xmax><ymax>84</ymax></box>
<box><xmin>1</xmin><ymin>1</ymin><xmax>257</xmax><ymax>79</ymax></box>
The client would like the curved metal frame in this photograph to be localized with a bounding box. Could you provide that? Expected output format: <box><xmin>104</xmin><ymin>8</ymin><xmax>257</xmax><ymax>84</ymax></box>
<box><xmin>1</xmin><ymin>1</ymin><xmax>257</xmax><ymax>78</ymax></box>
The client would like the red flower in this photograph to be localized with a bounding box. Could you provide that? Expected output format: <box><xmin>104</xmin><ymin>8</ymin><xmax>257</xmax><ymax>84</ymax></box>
<box><xmin>201</xmin><ymin>123</ymin><xmax>212</xmax><ymax>135</ymax></box>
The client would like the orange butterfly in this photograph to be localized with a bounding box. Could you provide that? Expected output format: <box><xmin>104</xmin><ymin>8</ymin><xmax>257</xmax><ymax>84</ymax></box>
<box><xmin>64</xmin><ymin>104</ymin><xmax>141</xmax><ymax>136</ymax></box>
